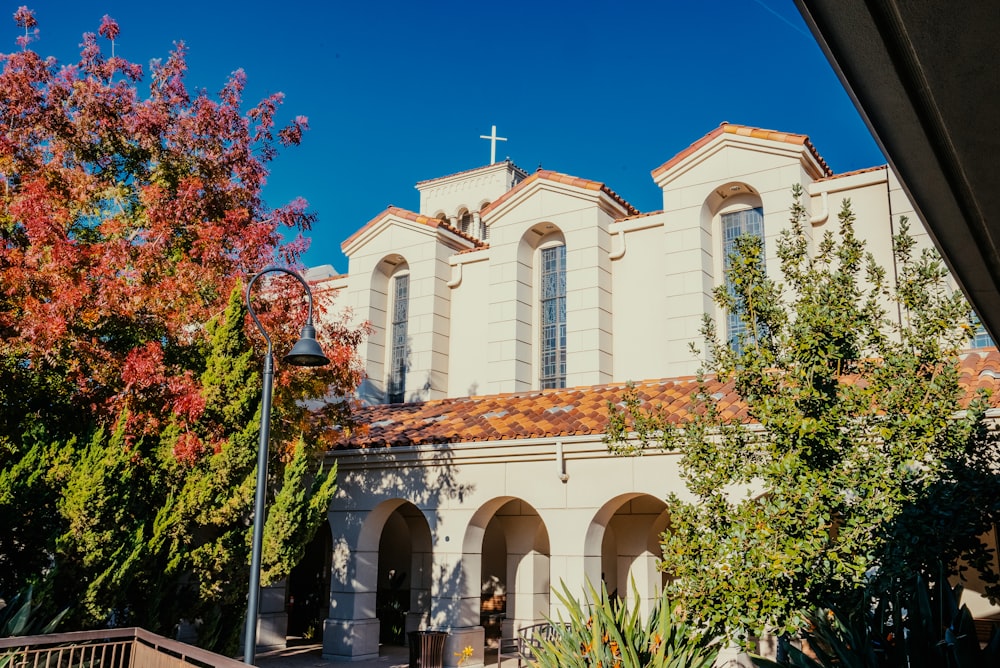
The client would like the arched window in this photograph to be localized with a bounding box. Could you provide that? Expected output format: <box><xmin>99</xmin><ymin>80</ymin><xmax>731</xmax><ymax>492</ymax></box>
<box><xmin>539</xmin><ymin>243</ymin><xmax>567</xmax><ymax>389</ymax></box>
<box><xmin>387</xmin><ymin>271</ymin><xmax>409</xmax><ymax>403</ymax></box>
<box><xmin>479</xmin><ymin>202</ymin><xmax>491</xmax><ymax>240</ymax></box>
<box><xmin>459</xmin><ymin>209</ymin><xmax>474</xmax><ymax>235</ymax></box>
<box><xmin>721</xmin><ymin>206</ymin><xmax>764</xmax><ymax>354</ymax></box>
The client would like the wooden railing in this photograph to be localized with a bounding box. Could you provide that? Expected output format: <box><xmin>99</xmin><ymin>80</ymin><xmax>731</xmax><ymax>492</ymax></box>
<box><xmin>0</xmin><ymin>628</ymin><xmax>248</xmax><ymax>668</ymax></box>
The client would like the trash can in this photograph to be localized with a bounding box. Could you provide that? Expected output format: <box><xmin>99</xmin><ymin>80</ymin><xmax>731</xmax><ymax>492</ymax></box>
<box><xmin>408</xmin><ymin>629</ymin><xmax>448</xmax><ymax>668</ymax></box>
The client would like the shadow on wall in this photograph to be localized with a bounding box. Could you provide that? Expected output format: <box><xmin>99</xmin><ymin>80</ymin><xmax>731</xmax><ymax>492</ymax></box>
<box><xmin>355</xmin><ymin>378</ymin><xmax>384</xmax><ymax>406</ymax></box>
<box><xmin>325</xmin><ymin>443</ymin><xmax>476</xmax><ymax>655</ymax></box>
<box><xmin>339</xmin><ymin>444</ymin><xmax>473</xmax><ymax>509</ymax></box>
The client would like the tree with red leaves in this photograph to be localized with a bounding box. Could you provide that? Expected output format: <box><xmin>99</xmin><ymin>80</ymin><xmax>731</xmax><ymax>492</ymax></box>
<box><xmin>0</xmin><ymin>8</ymin><xmax>364</xmax><ymax>651</ymax></box>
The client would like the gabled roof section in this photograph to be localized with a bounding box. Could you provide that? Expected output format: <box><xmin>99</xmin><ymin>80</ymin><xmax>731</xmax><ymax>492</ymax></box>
<box><xmin>815</xmin><ymin>164</ymin><xmax>887</xmax><ymax>182</ymax></box>
<box><xmin>651</xmin><ymin>122</ymin><xmax>833</xmax><ymax>184</ymax></box>
<box><xmin>341</xmin><ymin>205</ymin><xmax>483</xmax><ymax>255</ymax></box>
<box><xmin>481</xmin><ymin>169</ymin><xmax>640</xmax><ymax>219</ymax></box>
<box><xmin>332</xmin><ymin>349</ymin><xmax>1000</xmax><ymax>449</ymax></box>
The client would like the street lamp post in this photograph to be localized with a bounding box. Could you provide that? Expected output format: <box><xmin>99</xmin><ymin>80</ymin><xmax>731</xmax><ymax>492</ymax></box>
<box><xmin>243</xmin><ymin>267</ymin><xmax>330</xmax><ymax>665</ymax></box>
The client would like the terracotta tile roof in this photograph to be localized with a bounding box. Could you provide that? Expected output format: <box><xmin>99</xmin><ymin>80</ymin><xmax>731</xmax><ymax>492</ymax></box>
<box><xmin>615</xmin><ymin>210</ymin><xmax>665</xmax><ymax>223</ymax></box>
<box><xmin>415</xmin><ymin>159</ymin><xmax>529</xmax><ymax>187</ymax></box>
<box><xmin>331</xmin><ymin>349</ymin><xmax>1000</xmax><ymax>450</ymax></box>
<box><xmin>437</xmin><ymin>219</ymin><xmax>486</xmax><ymax>246</ymax></box>
<box><xmin>651</xmin><ymin>122</ymin><xmax>833</xmax><ymax>180</ymax></box>
<box><xmin>481</xmin><ymin>169</ymin><xmax>640</xmax><ymax>218</ymax></box>
<box><xmin>957</xmin><ymin>347</ymin><xmax>1000</xmax><ymax>394</ymax></box>
<box><xmin>341</xmin><ymin>206</ymin><xmax>483</xmax><ymax>252</ymax></box>
<box><xmin>815</xmin><ymin>164</ymin><xmax>888</xmax><ymax>182</ymax></box>
<box><xmin>310</xmin><ymin>272</ymin><xmax>348</xmax><ymax>287</ymax></box>
<box><xmin>332</xmin><ymin>376</ymin><xmax>734</xmax><ymax>449</ymax></box>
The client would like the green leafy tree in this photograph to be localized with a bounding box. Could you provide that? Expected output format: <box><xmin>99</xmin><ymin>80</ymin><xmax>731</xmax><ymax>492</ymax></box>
<box><xmin>607</xmin><ymin>186</ymin><xmax>1000</xmax><ymax>642</ymax></box>
<box><xmin>261</xmin><ymin>440</ymin><xmax>338</xmax><ymax>588</ymax></box>
<box><xmin>0</xmin><ymin>10</ymin><xmax>363</xmax><ymax>652</ymax></box>
<box><xmin>0</xmin><ymin>433</ymin><xmax>72</xmax><ymax>595</ymax></box>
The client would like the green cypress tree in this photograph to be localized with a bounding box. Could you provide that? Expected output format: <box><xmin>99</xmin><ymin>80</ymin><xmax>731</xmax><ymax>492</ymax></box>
<box><xmin>51</xmin><ymin>287</ymin><xmax>340</xmax><ymax>654</ymax></box>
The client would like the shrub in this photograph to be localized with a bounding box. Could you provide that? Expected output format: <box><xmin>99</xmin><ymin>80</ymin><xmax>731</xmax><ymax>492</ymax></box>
<box><xmin>751</xmin><ymin>568</ymin><xmax>1000</xmax><ymax>667</ymax></box>
<box><xmin>531</xmin><ymin>581</ymin><xmax>719</xmax><ymax>668</ymax></box>
<box><xmin>0</xmin><ymin>586</ymin><xmax>67</xmax><ymax>638</ymax></box>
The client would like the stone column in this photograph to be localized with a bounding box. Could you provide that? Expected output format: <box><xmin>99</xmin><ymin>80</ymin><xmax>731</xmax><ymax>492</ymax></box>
<box><xmin>322</xmin><ymin>543</ymin><xmax>379</xmax><ymax>661</ymax></box>
<box><xmin>257</xmin><ymin>579</ymin><xmax>288</xmax><ymax>651</ymax></box>
<box><xmin>506</xmin><ymin>551</ymin><xmax>549</xmax><ymax>632</ymax></box>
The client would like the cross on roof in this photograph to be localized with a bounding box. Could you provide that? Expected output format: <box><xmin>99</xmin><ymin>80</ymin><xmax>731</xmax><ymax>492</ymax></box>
<box><xmin>479</xmin><ymin>125</ymin><xmax>507</xmax><ymax>165</ymax></box>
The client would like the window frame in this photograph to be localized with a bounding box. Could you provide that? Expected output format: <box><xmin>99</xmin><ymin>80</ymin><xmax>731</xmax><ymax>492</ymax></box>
<box><xmin>720</xmin><ymin>206</ymin><xmax>765</xmax><ymax>355</ymax></box>
<box><xmin>387</xmin><ymin>271</ymin><xmax>409</xmax><ymax>403</ymax></box>
<box><xmin>538</xmin><ymin>242</ymin><xmax>567</xmax><ymax>389</ymax></box>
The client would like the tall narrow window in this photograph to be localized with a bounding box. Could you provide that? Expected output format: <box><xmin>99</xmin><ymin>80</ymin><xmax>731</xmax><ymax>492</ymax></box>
<box><xmin>722</xmin><ymin>207</ymin><xmax>764</xmax><ymax>354</ymax></box>
<box><xmin>540</xmin><ymin>244</ymin><xmax>567</xmax><ymax>389</ymax></box>
<box><xmin>479</xmin><ymin>203</ymin><xmax>490</xmax><ymax>240</ymax></box>
<box><xmin>387</xmin><ymin>273</ymin><xmax>409</xmax><ymax>403</ymax></box>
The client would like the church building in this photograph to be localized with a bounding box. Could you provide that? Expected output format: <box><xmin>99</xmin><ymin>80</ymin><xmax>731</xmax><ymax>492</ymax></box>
<box><xmin>285</xmin><ymin>123</ymin><xmax>999</xmax><ymax>665</ymax></box>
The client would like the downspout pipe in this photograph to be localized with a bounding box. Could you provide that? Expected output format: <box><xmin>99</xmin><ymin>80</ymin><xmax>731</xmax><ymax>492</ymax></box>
<box><xmin>809</xmin><ymin>190</ymin><xmax>830</xmax><ymax>226</ymax></box>
<box><xmin>608</xmin><ymin>228</ymin><xmax>626</xmax><ymax>260</ymax></box>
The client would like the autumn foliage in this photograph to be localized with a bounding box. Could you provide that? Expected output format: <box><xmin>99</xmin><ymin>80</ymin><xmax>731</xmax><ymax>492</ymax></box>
<box><xmin>0</xmin><ymin>7</ymin><xmax>364</xmax><ymax>651</ymax></box>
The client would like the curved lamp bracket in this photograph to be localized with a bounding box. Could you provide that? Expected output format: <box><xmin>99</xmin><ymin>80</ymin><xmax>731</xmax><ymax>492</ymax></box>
<box><xmin>245</xmin><ymin>266</ymin><xmax>329</xmax><ymax>367</ymax></box>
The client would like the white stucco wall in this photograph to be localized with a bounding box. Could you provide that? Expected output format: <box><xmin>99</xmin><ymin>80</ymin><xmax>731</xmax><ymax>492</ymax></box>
<box><xmin>322</xmin><ymin>436</ymin><xmax>691</xmax><ymax>664</ymax></box>
<box><xmin>325</xmin><ymin>127</ymin><xmax>959</xmax><ymax>404</ymax></box>
<box><xmin>483</xmin><ymin>182</ymin><xmax>623</xmax><ymax>393</ymax></box>
<box><xmin>447</xmin><ymin>252</ymin><xmax>491</xmax><ymax>397</ymax></box>
<box><xmin>341</xmin><ymin>218</ymin><xmax>465</xmax><ymax>403</ymax></box>
<box><xmin>608</xmin><ymin>214</ymin><xmax>681</xmax><ymax>381</ymax></box>
<box><xmin>417</xmin><ymin>161</ymin><xmax>527</xmax><ymax>223</ymax></box>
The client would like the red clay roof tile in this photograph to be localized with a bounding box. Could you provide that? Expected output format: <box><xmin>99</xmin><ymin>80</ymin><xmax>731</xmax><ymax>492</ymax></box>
<box><xmin>615</xmin><ymin>210</ymin><xmax>665</xmax><ymax>223</ymax></box>
<box><xmin>341</xmin><ymin>206</ymin><xmax>439</xmax><ymax>250</ymax></box>
<box><xmin>332</xmin><ymin>349</ymin><xmax>1000</xmax><ymax>450</ymax></box>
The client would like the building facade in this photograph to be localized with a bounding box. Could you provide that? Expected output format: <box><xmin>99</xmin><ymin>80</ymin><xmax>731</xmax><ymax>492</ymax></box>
<box><xmin>301</xmin><ymin>123</ymin><xmax>998</xmax><ymax>665</ymax></box>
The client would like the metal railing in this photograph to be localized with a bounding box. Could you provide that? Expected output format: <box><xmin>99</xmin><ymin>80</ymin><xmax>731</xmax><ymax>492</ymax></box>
<box><xmin>0</xmin><ymin>628</ymin><xmax>249</xmax><ymax>668</ymax></box>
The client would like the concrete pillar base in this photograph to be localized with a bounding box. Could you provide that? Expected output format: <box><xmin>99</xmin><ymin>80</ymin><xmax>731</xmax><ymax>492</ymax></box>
<box><xmin>322</xmin><ymin>618</ymin><xmax>380</xmax><ymax>662</ymax></box>
<box><xmin>257</xmin><ymin>612</ymin><xmax>288</xmax><ymax>652</ymax></box>
<box><xmin>443</xmin><ymin>626</ymin><xmax>485</xmax><ymax>668</ymax></box>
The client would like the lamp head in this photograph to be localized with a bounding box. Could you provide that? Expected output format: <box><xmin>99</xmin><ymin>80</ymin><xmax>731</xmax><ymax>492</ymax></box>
<box><xmin>282</xmin><ymin>323</ymin><xmax>330</xmax><ymax>367</ymax></box>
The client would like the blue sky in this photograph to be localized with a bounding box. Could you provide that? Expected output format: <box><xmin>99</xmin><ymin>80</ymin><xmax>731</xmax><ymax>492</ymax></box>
<box><xmin>18</xmin><ymin>1</ymin><xmax>884</xmax><ymax>271</ymax></box>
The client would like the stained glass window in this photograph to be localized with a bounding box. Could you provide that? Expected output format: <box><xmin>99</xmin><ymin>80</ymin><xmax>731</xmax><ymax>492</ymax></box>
<box><xmin>722</xmin><ymin>207</ymin><xmax>764</xmax><ymax>355</ymax></box>
<box><xmin>387</xmin><ymin>273</ymin><xmax>409</xmax><ymax>403</ymax></box>
<box><xmin>540</xmin><ymin>245</ymin><xmax>567</xmax><ymax>389</ymax></box>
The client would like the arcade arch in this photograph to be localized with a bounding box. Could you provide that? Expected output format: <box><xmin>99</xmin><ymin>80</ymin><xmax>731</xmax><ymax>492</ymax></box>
<box><xmin>463</xmin><ymin>497</ymin><xmax>551</xmax><ymax>644</ymax></box>
<box><xmin>584</xmin><ymin>493</ymin><xmax>670</xmax><ymax>616</ymax></box>
<box><xmin>355</xmin><ymin>499</ymin><xmax>433</xmax><ymax>645</ymax></box>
